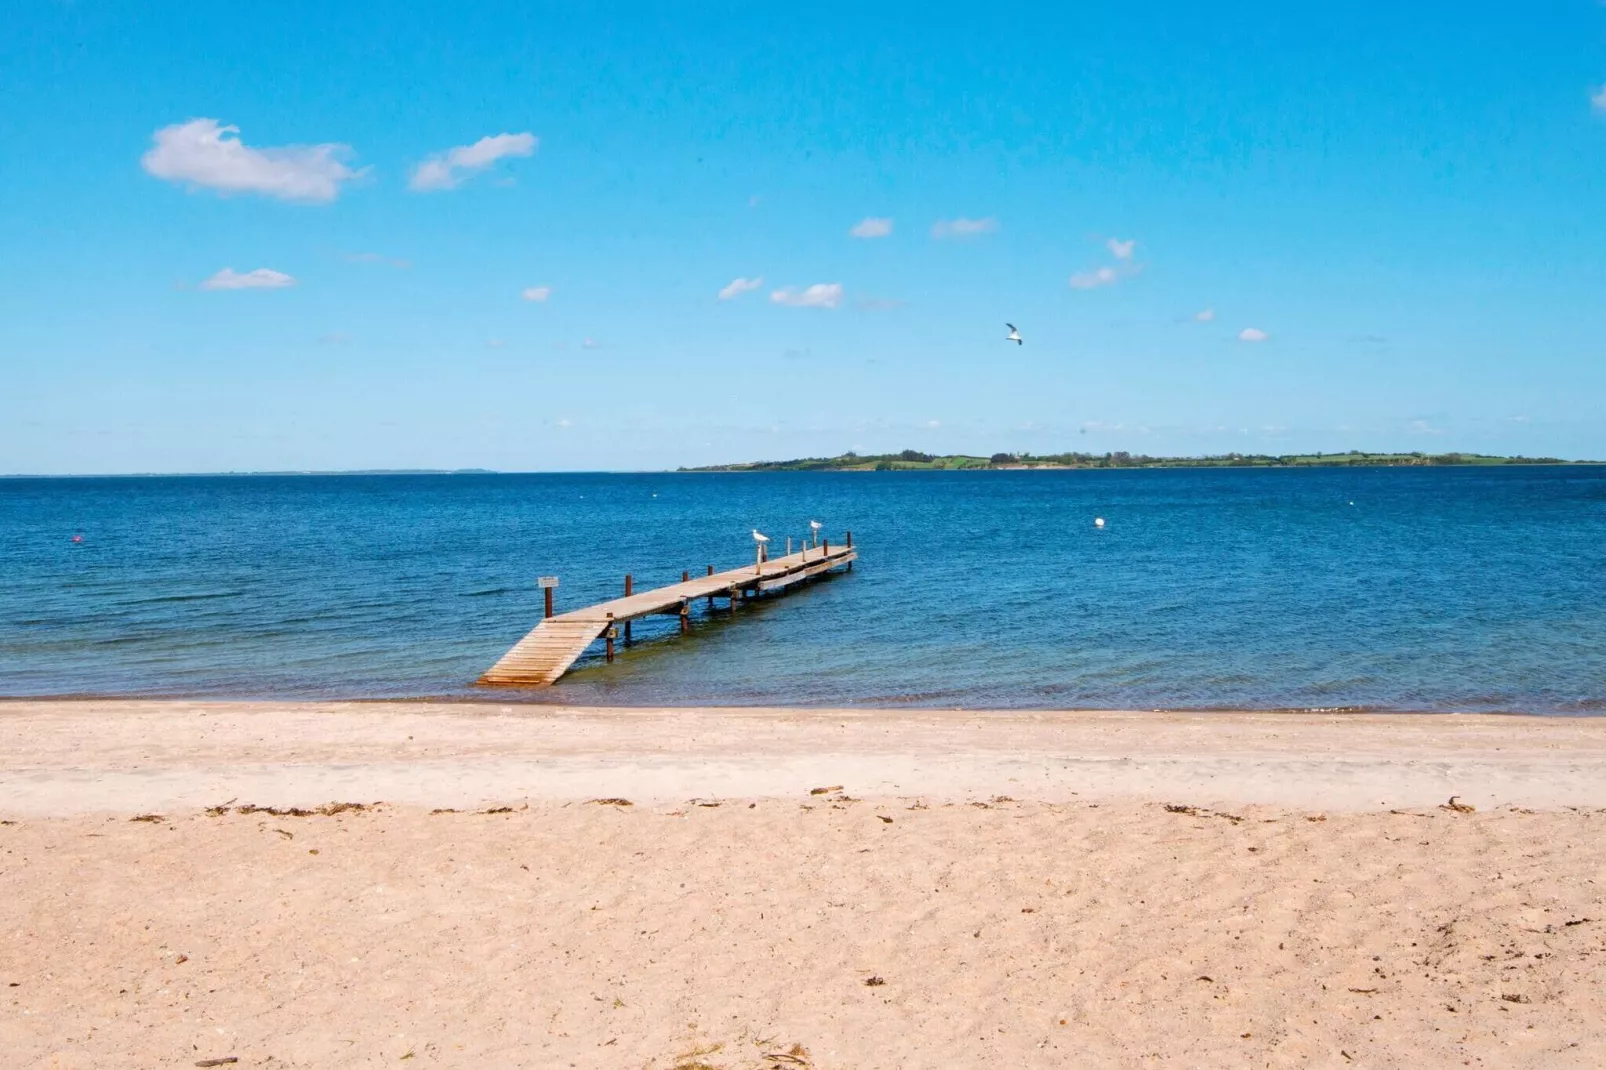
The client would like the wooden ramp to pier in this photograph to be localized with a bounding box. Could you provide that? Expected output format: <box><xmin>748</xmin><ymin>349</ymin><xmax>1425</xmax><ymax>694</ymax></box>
<box><xmin>479</xmin><ymin>539</ymin><xmax>857</xmax><ymax>686</ymax></box>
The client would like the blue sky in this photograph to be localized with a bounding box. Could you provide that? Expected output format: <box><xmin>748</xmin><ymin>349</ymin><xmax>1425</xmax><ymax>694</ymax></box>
<box><xmin>3</xmin><ymin>1</ymin><xmax>1606</xmax><ymax>473</ymax></box>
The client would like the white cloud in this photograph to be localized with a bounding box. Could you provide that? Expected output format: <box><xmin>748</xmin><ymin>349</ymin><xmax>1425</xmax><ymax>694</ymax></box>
<box><xmin>1106</xmin><ymin>238</ymin><xmax>1136</xmax><ymax>260</ymax></box>
<box><xmin>1238</xmin><ymin>327</ymin><xmax>1269</xmax><ymax>342</ymax></box>
<box><xmin>1194</xmin><ymin>308</ymin><xmax>1216</xmax><ymax>322</ymax></box>
<box><xmin>409</xmin><ymin>132</ymin><xmax>537</xmax><ymax>192</ymax></box>
<box><xmin>580</xmin><ymin>338</ymin><xmax>602</xmax><ymax>350</ymax></box>
<box><xmin>718</xmin><ymin>276</ymin><xmax>763</xmax><ymax>300</ymax></box>
<box><xmin>1069</xmin><ymin>266</ymin><xmax>1121</xmax><ymax>290</ymax></box>
<box><xmin>521</xmin><ymin>285</ymin><xmax>551</xmax><ymax>302</ymax></box>
<box><xmin>931</xmin><ymin>217</ymin><xmax>998</xmax><ymax>239</ymax></box>
<box><xmin>199</xmin><ymin>267</ymin><xmax>296</xmax><ymax>291</ymax></box>
<box><xmin>770</xmin><ymin>283</ymin><xmax>844</xmax><ymax>309</ymax></box>
<box><xmin>850</xmin><ymin>217</ymin><xmax>893</xmax><ymax>239</ymax></box>
<box><xmin>485</xmin><ymin>338</ymin><xmax>506</xmax><ymax>349</ymax></box>
<box><xmin>1593</xmin><ymin>83</ymin><xmax>1606</xmax><ymax>112</ymax></box>
<box><xmin>925</xmin><ymin>419</ymin><xmax>941</xmax><ymax>429</ymax></box>
<box><xmin>142</xmin><ymin>119</ymin><xmax>360</xmax><ymax>203</ymax></box>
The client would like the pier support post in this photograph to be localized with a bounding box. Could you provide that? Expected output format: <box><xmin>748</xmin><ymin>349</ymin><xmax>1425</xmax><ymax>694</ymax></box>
<box><xmin>605</xmin><ymin>614</ymin><xmax>615</xmax><ymax>662</ymax></box>
<box><xmin>544</xmin><ymin>587</ymin><xmax>553</xmax><ymax>619</ymax></box>
<box><xmin>680</xmin><ymin>601</ymin><xmax>690</xmax><ymax>636</ymax></box>
<box><xmin>624</xmin><ymin>575</ymin><xmax>633</xmax><ymax>643</ymax></box>
<box><xmin>822</xmin><ymin>537</ymin><xmax>829</xmax><ymax>557</ymax></box>
<box><xmin>706</xmin><ymin>565</ymin><xmax>715</xmax><ymax>607</ymax></box>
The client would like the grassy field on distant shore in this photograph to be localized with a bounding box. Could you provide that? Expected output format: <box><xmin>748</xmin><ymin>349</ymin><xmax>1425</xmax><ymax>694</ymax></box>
<box><xmin>682</xmin><ymin>448</ymin><xmax>1583</xmax><ymax>472</ymax></box>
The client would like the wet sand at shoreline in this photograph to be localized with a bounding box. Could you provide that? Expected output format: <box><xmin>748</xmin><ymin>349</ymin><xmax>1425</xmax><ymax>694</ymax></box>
<box><xmin>5</xmin><ymin>701</ymin><xmax>1606</xmax><ymax>1067</ymax></box>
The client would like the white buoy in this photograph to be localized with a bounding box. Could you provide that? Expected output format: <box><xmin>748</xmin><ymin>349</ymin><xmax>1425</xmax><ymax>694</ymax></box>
<box><xmin>1094</xmin><ymin>517</ymin><xmax>1106</xmax><ymax>529</ymax></box>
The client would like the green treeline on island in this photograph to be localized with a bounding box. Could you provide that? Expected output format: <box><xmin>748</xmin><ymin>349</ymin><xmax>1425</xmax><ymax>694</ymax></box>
<box><xmin>680</xmin><ymin>449</ymin><xmax>1583</xmax><ymax>472</ymax></box>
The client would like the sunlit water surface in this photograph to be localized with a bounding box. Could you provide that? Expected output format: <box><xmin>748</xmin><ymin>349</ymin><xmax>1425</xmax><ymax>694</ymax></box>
<box><xmin>3</xmin><ymin>468</ymin><xmax>1604</xmax><ymax>713</ymax></box>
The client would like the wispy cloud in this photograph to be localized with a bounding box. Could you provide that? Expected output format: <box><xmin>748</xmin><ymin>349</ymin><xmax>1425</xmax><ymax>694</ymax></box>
<box><xmin>1070</xmin><ymin>235</ymin><xmax>1142</xmax><ymax>290</ymax></box>
<box><xmin>485</xmin><ymin>338</ymin><xmax>506</xmax><ymax>349</ymax></box>
<box><xmin>199</xmin><ymin>267</ymin><xmax>296</xmax><ymax>291</ymax></box>
<box><xmin>1238</xmin><ymin>327</ymin><xmax>1269</xmax><ymax>342</ymax></box>
<box><xmin>346</xmin><ymin>251</ymin><xmax>410</xmax><ymax>269</ymax></box>
<box><xmin>718</xmin><ymin>276</ymin><xmax>763</xmax><ymax>300</ymax></box>
<box><xmin>1193</xmin><ymin>308</ymin><xmax>1215</xmax><ymax>322</ymax></box>
<box><xmin>580</xmin><ymin>338</ymin><xmax>602</xmax><ymax>350</ymax></box>
<box><xmin>770</xmin><ymin>283</ymin><xmax>844</xmax><ymax>309</ymax></box>
<box><xmin>1593</xmin><ymin>83</ymin><xmax>1606</xmax><ymax>112</ymax></box>
<box><xmin>850</xmin><ymin>217</ymin><xmax>893</xmax><ymax>239</ymax></box>
<box><xmin>1070</xmin><ymin>264</ymin><xmax>1144</xmax><ymax>290</ymax></box>
<box><xmin>931</xmin><ymin>217</ymin><xmax>997</xmax><ymax>239</ymax></box>
<box><xmin>1069</xmin><ymin>266</ymin><xmax>1121</xmax><ymax>290</ymax></box>
<box><xmin>142</xmin><ymin>119</ymin><xmax>360</xmax><ymax>203</ymax></box>
<box><xmin>409</xmin><ymin>132</ymin><xmax>537</xmax><ymax>192</ymax></box>
<box><xmin>521</xmin><ymin>285</ymin><xmax>551</xmax><ymax>302</ymax></box>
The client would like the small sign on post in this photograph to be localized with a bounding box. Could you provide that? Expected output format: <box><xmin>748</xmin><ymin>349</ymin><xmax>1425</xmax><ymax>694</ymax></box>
<box><xmin>538</xmin><ymin>576</ymin><xmax>559</xmax><ymax>618</ymax></box>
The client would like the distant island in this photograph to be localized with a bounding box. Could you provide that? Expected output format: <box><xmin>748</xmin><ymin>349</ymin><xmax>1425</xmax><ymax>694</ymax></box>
<box><xmin>681</xmin><ymin>449</ymin><xmax>1584</xmax><ymax>472</ymax></box>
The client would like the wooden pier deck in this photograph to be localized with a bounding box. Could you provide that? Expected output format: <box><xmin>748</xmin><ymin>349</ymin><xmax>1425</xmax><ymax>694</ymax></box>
<box><xmin>478</xmin><ymin>539</ymin><xmax>857</xmax><ymax>686</ymax></box>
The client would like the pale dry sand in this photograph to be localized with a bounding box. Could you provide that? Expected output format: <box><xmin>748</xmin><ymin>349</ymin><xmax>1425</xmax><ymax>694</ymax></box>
<box><xmin>4</xmin><ymin>701</ymin><xmax>1606</xmax><ymax>1068</ymax></box>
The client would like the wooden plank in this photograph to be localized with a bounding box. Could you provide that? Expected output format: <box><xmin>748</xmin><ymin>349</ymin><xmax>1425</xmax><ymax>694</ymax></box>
<box><xmin>478</xmin><ymin>617</ymin><xmax>608</xmax><ymax>686</ymax></box>
<box><xmin>757</xmin><ymin>551</ymin><xmax>856</xmax><ymax>593</ymax></box>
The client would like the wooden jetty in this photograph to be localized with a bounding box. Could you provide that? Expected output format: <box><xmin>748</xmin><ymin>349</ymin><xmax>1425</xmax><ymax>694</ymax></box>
<box><xmin>478</xmin><ymin>534</ymin><xmax>857</xmax><ymax>687</ymax></box>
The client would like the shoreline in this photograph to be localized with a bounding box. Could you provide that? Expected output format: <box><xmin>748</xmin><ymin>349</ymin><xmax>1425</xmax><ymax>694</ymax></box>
<box><xmin>6</xmin><ymin>699</ymin><xmax>1606</xmax><ymax>816</ymax></box>
<box><xmin>0</xmin><ymin>693</ymin><xmax>1579</xmax><ymax>716</ymax></box>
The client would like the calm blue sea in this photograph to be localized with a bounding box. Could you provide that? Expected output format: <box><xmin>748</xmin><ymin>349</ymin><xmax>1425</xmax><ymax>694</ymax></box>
<box><xmin>2</xmin><ymin>468</ymin><xmax>1604</xmax><ymax>713</ymax></box>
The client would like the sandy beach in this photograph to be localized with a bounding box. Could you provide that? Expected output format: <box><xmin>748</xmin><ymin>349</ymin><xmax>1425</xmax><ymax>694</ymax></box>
<box><xmin>6</xmin><ymin>701</ymin><xmax>1606</xmax><ymax>1068</ymax></box>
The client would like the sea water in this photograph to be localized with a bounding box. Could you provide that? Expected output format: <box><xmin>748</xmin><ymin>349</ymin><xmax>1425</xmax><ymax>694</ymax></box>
<box><xmin>2</xmin><ymin>467</ymin><xmax>1603</xmax><ymax>713</ymax></box>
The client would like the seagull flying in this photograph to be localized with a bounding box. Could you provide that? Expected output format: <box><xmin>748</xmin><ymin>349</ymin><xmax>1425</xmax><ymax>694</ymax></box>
<box><xmin>1005</xmin><ymin>323</ymin><xmax>1023</xmax><ymax>345</ymax></box>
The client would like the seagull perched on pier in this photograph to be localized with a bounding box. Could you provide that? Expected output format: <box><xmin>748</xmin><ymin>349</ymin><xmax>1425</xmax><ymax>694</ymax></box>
<box><xmin>1005</xmin><ymin>323</ymin><xmax>1023</xmax><ymax>345</ymax></box>
<box><xmin>752</xmin><ymin>529</ymin><xmax>769</xmax><ymax>546</ymax></box>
